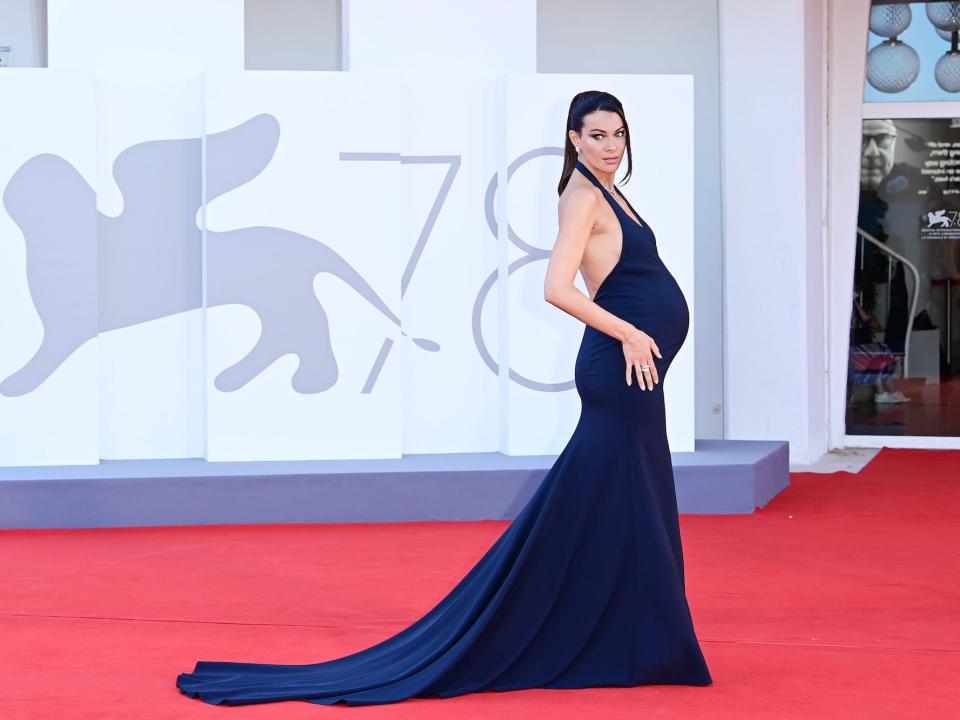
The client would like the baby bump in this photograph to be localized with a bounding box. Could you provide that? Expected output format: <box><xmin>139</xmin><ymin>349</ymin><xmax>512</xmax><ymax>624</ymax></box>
<box><xmin>595</xmin><ymin>273</ymin><xmax>689</xmax><ymax>356</ymax></box>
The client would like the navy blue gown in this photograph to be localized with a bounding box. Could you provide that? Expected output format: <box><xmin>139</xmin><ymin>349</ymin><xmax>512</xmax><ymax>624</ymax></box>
<box><xmin>176</xmin><ymin>158</ymin><xmax>712</xmax><ymax>705</ymax></box>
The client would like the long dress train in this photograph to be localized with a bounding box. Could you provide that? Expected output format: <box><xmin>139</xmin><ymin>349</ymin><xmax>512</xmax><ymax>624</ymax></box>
<box><xmin>176</xmin><ymin>158</ymin><xmax>713</xmax><ymax>705</ymax></box>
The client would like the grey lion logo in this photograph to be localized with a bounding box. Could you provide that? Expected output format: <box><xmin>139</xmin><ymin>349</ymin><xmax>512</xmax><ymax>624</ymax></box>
<box><xmin>925</xmin><ymin>209</ymin><xmax>952</xmax><ymax>228</ymax></box>
<box><xmin>1</xmin><ymin>114</ymin><xmax>445</xmax><ymax>398</ymax></box>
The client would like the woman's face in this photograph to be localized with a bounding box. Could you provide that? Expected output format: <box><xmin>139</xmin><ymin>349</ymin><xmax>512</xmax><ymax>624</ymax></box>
<box><xmin>569</xmin><ymin>110</ymin><xmax>626</xmax><ymax>173</ymax></box>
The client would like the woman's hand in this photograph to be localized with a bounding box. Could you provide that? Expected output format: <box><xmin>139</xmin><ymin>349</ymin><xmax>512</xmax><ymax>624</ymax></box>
<box><xmin>622</xmin><ymin>326</ymin><xmax>661</xmax><ymax>390</ymax></box>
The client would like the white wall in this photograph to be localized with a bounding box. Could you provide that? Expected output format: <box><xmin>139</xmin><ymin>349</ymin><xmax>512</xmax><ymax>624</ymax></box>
<box><xmin>5</xmin><ymin>0</ymin><xmax>824</xmax><ymax>465</ymax></box>
<box><xmin>245</xmin><ymin>0</ymin><xmax>340</xmax><ymax>70</ymax></box>
<box><xmin>826</xmin><ymin>2</ymin><xmax>870</xmax><ymax>450</ymax></box>
<box><xmin>47</xmin><ymin>0</ymin><xmax>243</xmax><ymax>71</ymax></box>
<box><xmin>344</xmin><ymin>0</ymin><xmax>536</xmax><ymax>73</ymax></box>
<box><xmin>803</xmin><ymin>0</ymin><xmax>828</xmax><ymax>457</ymax></box>
<box><xmin>0</xmin><ymin>0</ymin><xmax>46</xmax><ymax>66</ymax></box>
<box><xmin>718</xmin><ymin>0</ymin><xmax>827</xmax><ymax>463</ymax></box>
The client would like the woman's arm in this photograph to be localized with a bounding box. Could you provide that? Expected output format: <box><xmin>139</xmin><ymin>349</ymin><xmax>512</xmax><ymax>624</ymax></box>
<box><xmin>543</xmin><ymin>186</ymin><xmax>661</xmax><ymax>388</ymax></box>
<box><xmin>543</xmin><ymin>187</ymin><xmax>634</xmax><ymax>342</ymax></box>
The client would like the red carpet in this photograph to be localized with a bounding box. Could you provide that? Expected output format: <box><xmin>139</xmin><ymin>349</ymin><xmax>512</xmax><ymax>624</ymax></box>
<box><xmin>1</xmin><ymin>447</ymin><xmax>957</xmax><ymax>719</ymax></box>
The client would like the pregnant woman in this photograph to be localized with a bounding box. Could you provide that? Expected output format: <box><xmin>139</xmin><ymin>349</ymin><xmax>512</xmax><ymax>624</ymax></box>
<box><xmin>176</xmin><ymin>89</ymin><xmax>712</xmax><ymax>706</ymax></box>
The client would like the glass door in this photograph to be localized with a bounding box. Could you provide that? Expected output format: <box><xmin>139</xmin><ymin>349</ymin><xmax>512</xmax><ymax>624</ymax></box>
<box><xmin>846</xmin><ymin>1</ymin><xmax>960</xmax><ymax>439</ymax></box>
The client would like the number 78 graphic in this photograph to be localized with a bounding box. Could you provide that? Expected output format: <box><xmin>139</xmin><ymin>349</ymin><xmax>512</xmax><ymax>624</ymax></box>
<box><xmin>341</xmin><ymin>147</ymin><xmax>568</xmax><ymax>395</ymax></box>
<box><xmin>339</xmin><ymin>153</ymin><xmax>458</xmax><ymax>394</ymax></box>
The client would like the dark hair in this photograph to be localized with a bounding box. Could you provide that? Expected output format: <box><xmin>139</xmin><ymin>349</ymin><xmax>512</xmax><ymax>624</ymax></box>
<box><xmin>557</xmin><ymin>90</ymin><xmax>633</xmax><ymax>196</ymax></box>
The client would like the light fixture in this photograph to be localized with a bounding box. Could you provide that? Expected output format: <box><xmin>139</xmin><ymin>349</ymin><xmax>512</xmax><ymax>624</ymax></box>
<box><xmin>865</xmin><ymin>1</ymin><xmax>960</xmax><ymax>94</ymax></box>
<box><xmin>866</xmin><ymin>2</ymin><xmax>919</xmax><ymax>93</ymax></box>
<box><xmin>867</xmin><ymin>39</ymin><xmax>921</xmax><ymax>93</ymax></box>
<box><xmin>935</xmin><ymin>51</ymin><xmax>960</xmax><ymax>91</ymax></box>
<box><xmin>925</xmin><ymin>2</ymin><xmax>960</xmax><ymax>91</ymax></box>
<box><xmin>927</xmin><ymin>2</ymin><xmax>960</xmax><ymax>31</ymax></box>
<box><xmin>870</xmin><ymin>3</ymin><xmax>912</xmax><ymax>37</ymax></box>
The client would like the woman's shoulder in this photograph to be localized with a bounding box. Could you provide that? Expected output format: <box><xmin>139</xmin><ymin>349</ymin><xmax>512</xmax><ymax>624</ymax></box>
<box><xmin>559</xmin><ymin>181</ymin><xmax>600</xmax><ymax>217</ymax></box>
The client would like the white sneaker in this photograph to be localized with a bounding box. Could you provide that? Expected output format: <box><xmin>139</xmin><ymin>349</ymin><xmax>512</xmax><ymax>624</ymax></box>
<box><xmin>874</xmin><ymin>391</ymin><xmax>901</xmax><ymax>404</ymax></box>
<box><xmin>892</xmin><ymin>390</ymin><xmax>912</xmax><ymax>402</ymax></box>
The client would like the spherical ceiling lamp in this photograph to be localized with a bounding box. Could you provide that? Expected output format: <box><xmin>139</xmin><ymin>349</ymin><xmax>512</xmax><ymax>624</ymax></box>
<box><xmin>927</xmin><ymin>2</ymin><xmax>960</xmax><ymax>31</ymax></box>
<box><xmin>870</xmin><ymin>4</ymin><xmax>912</xmax><ymax>37</ymax></box>
<box><xmin>936</xmin><ymin>51</ymin><xmax>960</xmax><ymax>91</ymax></box>
<box><xmin>935</xmin><ymin>26</ymin><xmax>954</xmax><ymax>42</ymax></box>
<box><xmin>866</xmin><ymin>39</ymin><xmax>921</xmax><ymax>93</ymax></box>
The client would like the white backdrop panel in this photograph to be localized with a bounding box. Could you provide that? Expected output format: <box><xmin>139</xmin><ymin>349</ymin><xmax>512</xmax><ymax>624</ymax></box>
<box><xmin>503</xmin><ymin>74</ymin><xmax>696</xmax><ymax>454</ymax></box>
<box><xmin>95</xmin><ymin>71</ymin><xmax>205</xmax><ymax>460</ymax></box>
<box><xmin>0</xmin><ymin>69</ymin><xmax>99</xmax><ymax>466</ymax></box>
<box><xmin>400</xmin><ymin>73</ymin><xmax>501</xmax><ymax>453</ymax></box>
<box><xmin>1</xmin><ymin>69</ymin><xmax>696</xmax><ymax>465</ymax></box>
<box><xmin>203</xmin><ymin>72</ymin><xmax>411</xmax><ymax>460</ymax></box>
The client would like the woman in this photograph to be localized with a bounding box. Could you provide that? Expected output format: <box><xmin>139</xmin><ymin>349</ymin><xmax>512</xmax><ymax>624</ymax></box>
<box><xmin>176</xmin><ymin>90</ymin><xmax>712</xmax><ymax>706</ymax></box>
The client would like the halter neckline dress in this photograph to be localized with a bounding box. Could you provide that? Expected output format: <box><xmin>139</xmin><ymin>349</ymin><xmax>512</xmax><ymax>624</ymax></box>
<box><xmin>176</xmin><ymin>157</ymin><xmax>710</xmax><ymax>706</ymax></box>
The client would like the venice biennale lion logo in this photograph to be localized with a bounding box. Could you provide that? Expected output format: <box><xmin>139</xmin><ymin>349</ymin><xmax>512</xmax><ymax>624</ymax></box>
<box><xmin>0</xmin><ymin>114</ymin><xmax>450</xmax><ymax>398</ymax></box>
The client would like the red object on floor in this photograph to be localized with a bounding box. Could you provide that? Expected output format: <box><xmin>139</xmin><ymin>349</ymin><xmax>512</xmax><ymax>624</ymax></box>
<box><xmin>1</xmin><ymin>447</ymin><xmax>957</xmax><ymax>719</ymax></box>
